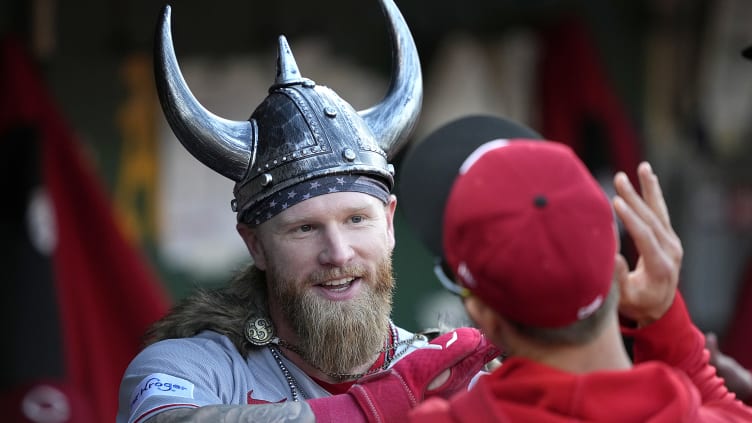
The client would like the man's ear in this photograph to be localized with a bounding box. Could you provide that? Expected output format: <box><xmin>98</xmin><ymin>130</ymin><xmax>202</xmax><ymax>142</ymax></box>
<box><xmin>464</xmin><ymin>296</ymin><xmax>504</xmax><ymax>346</ymax></box>
<box><xmin>237</xmin><ymin>223</ymin><xmax>267</xmax><ymax>270</ymax></box>
<box><xmin>385</xmin><ymin>195</ymin><xmax>398</xmax><ymax>250</ymax></box>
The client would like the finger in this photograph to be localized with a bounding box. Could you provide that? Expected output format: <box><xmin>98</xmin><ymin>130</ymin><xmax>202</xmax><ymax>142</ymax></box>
<box><xmin>613</xmin><ymin>253</ymin><xmax>631</xmax><ymax>303</ymax></box>
<box><xmin>705</xmin><ymin>332</ymin><xmax>719</xmax><ymax>353</ymax></box>
<box><xmin>613</xmin><ymin>253</ymin><xmax>630</xmax><ymax>284</ymax></box>
<box><xmin>614</xmin><ymin>172</ymin><xmax>673</xmax><ymax>251</ymax></box>
<box><xmin>636</xmin><ymin>164</ymin><xmax>683</xmax><ymax>265</ymax></box>
<box><xmin>613</xmin><ymin>195</ymin><xmax>670</xmax><ymax>274</ymax></box>
<box><xmin>637</xmin><ymin>162</ymin><xmax>671</xmax><ymax>229</ymax></box>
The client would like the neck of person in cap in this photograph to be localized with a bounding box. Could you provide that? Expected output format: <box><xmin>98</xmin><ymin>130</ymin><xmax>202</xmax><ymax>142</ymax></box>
<box><xmin>237</xmin><ymin>190</ymin><xmax>399</xmax><ymax>383</ymax></box>
<box><xmin>464</xmin><ymin>285</ymin><xmax>633</xmax><ymax>374</ymax></box>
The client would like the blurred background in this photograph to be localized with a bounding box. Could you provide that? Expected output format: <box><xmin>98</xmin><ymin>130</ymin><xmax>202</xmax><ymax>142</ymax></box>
<box><xmin>1</xmin><ymin>0</ymin><xmax>751</xmax><ymax>421</ymax></box>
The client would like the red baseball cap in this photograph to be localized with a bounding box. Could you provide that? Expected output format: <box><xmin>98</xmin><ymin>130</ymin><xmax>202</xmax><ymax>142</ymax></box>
<box><xmin>442</xmin><ymin>140</ymin><xmax>616</xmax><ymax>328</ymax></box>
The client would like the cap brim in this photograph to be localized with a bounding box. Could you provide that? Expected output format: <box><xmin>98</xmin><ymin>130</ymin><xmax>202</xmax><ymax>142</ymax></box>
<box><xmin>396</xmin><ymin>115</ymin><xmax>542</xmax><ymax>257</ymax></box>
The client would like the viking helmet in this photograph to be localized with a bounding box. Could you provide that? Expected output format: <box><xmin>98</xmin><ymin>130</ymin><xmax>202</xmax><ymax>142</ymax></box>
<box><xmin>154</xmin><ymin>0</ymin><xmax>422</xmax><ymax>224</ymax></box>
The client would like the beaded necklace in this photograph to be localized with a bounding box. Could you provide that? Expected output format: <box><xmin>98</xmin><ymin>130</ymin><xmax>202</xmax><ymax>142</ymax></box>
<box><xmin>268</xmin><ymin>345</ymin><xmax>309</xmax><ymax>402</ymax></box>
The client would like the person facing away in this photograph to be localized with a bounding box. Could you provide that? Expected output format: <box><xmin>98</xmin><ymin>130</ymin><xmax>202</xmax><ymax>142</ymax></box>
<box><xmin>116</xmin><ymin>1</ymin><xmax>498</xmax><ymax>422</ymax></box>
<box><xmin>407</xmin><ymin>140</ymin><xmax>752</xmax><ymax>422</ymax></box>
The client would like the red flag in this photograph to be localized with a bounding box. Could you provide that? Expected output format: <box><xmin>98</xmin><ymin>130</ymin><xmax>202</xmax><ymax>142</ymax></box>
<box><xmin>538</xmin><ymin>18</ymin><xmax>643</xmax><ymax>185</ymax></box>
<box><xmin>0</xmin><ymin>37</ymin><xmax>171</xmax><ymax>422</ymax></box>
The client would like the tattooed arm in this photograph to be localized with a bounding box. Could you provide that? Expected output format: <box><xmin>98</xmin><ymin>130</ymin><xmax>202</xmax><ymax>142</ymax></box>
<box><xmin>146</xmin><ymin>402</ymin><xmax>316</xmax><ymax>423</ymax></box>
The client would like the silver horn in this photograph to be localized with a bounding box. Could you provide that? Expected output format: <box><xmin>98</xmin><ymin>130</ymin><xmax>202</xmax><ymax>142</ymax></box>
<box><xmin>360</xmin><ymin>0</ymin><xmax>423</xmax><ymax>159</ymax></box>
<box><xmin>154</xmin><ymin>4</ymin><xmax>256</xmax><ymax>182</ymax></box>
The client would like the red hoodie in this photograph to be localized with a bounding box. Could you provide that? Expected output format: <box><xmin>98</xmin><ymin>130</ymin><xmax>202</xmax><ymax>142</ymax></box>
<box><xmin>409</xmin><ymin>294</ymin><xmax>752</xmax><ymax>422</ymax></box>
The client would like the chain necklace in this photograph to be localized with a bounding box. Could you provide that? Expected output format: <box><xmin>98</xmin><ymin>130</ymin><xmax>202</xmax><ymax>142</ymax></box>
<box><xmin>268</xmin><ymin>345</ymin><xmax>308</xmax><ymax>402</ymax></box>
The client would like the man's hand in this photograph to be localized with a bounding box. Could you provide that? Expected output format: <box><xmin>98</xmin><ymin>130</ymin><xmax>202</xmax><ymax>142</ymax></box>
<box><xmin>612</xmin><ymin>162</ymin><xmax>683</xmax><ymax>326</ymax></box>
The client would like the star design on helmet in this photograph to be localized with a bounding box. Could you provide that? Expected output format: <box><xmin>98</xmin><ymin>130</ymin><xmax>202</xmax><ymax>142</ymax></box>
<box><xmin>269</xmin><ymin>200</ymin><xmax>277</xmax><ymax>208</ymax></box>
<box><xmin>328</xmin><ymin>187</ymin><xmax>339</xmax><ymax>193</ymax></box>
<box><xmin>287</xmin><ymin>191</ymin><xmax>297</xmax><ymax>199</ymax></box>
<box><xmin>303</xmin><ymin>193</ymin><xmax>311</xmax><ymax>200</ymax></box>
<box><xmin>281</xmin><ymin>203</ymin><xmax>289</xmax><ymax>209</ymax></box>
<box><xmin>336</xmin><ymin>177</ymin><xmax>345</xmax><ymax>185</ymax></box>
<box><xmin>310</xmin><ymin>181</ymin><xmax>321</xmax><ymax>189</ymax></box>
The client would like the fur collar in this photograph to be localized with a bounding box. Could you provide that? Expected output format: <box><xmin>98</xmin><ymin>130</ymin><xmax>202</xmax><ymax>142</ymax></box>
<box><xmin>144</xmin><ymin>265</ymin><xmax>268</xmax><ymax>356</ymax></box>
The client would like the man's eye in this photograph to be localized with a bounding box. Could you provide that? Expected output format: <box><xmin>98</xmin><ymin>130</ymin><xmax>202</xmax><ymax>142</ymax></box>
<box><xmin>299</xmin><ymin>224</ymin><xmax>313</xmax><ymax>232</ymax></box>
<box><xmin>351</xmin><ymin>215</ymin><xmax>363</xmax><ymax>223</ymax></box>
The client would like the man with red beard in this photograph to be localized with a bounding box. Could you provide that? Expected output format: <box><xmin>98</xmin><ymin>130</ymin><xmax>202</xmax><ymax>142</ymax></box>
<box><xmin>116</xmin><ymin>1</ymin><xmax>497</xmax><ymax>422</ymax></box>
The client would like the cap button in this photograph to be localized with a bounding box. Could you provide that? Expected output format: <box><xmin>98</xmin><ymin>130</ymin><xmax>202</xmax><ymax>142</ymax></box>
<box><xmin>533</xmin><ymin>195</ymin><xmax>547</xmax><ymax>208</ymax></box>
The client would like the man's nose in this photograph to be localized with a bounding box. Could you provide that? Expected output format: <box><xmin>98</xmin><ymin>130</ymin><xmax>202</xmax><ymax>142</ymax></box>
<box><xmin>318</xmin><ymin>226</ymin><xmax>355</xmax><ymax>266</ymax></box>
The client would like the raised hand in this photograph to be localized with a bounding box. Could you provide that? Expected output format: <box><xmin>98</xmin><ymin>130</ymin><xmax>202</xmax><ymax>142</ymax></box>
<box><xmin>612</xmin><ymin>162</ymin><xmax>683</xmax><ymax>326</ymax></box>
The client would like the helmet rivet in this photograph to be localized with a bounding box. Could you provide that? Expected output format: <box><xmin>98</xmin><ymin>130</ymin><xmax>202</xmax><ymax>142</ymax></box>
<box><xmin>387</xmin><ymin>163</ymin><xmax>395</xmax><ymax>175</ymax></box>
<box><xmin>343</xmin><ymin>148</ymin><xmax>356</xmax><ymax>161</ymax></box>
<box><xmin>261</xmin><ymin>173</ymin><xmax>273</xmax><ymax>186</ymax></box>
<box><xmin>230</xmin><ymin>199</ymin><xmax>238</xmax><ymax>212</ymax></box>
<box><xmin>303</xmin><ymin>79</ymin><xmax>315</xmax><ymax>88</ymax></box>
<box><xmin>324</xmin><ymin>107</ymin><xmax>337</xmax><ymax>118</ymax></box>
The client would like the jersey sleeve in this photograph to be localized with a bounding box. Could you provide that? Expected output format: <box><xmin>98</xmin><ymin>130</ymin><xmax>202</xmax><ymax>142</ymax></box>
<box><xmin>116</xmin><ymin>335</ymin><xmax>239</xmax><ymax>423</ymax></box>
<box><xmin>624</xmin><ymin>292</ymin><xmax>748</xmax><ymax>409</ymax></box>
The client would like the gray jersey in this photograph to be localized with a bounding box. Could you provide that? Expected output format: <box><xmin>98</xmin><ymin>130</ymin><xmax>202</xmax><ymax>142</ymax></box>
<box><xmin>117</xmin><ymin>326</ymin><xmax>426</xmax><ymax>423</ymax></box>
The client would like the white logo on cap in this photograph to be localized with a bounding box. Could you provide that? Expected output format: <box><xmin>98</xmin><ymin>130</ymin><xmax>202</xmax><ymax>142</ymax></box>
<box><xmin>459</xmin><ymin>139</ymin><xmax>511</xmax><ymax>175</ymax></box>
<box><xmin>577</xmin><ymin>295</ymin><xmax>604</xmax><ymax>320</ymax></box>
<box><xmin>457</xmin><ymin>262</ymin><xmax>476</xmax><ymax>288</ymax></box>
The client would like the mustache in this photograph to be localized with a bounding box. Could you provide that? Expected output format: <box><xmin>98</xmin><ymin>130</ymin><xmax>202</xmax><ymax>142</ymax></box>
<box><xmin>307</xmin><ymin>264</ymin><xmax>368</xmax><ymax>285</ymax></box>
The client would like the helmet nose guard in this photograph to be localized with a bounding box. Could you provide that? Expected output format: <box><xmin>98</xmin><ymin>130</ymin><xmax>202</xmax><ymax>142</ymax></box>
<box><xmin>154</xmin><ymin>0</ymin><xmax>423</xmax><ymax>222</ymax></box>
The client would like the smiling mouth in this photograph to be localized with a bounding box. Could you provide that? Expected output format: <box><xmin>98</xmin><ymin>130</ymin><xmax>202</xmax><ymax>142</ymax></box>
<box><xmin>318</xmin><ymin>277</ymin><xmax>358</xmax><ymax>291</ymax></box>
